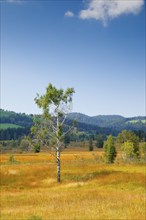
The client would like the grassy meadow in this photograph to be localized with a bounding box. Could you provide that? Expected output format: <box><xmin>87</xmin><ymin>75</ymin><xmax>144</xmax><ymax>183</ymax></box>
<box><xmin>0</xmin><ymin>149</ymin><xmax>146</xmax><ymax>220</ymax></box>
<box><xmin>0</xmin><ymin>123</ymin><xmax>23</xmax><ymax>130</ymax></box>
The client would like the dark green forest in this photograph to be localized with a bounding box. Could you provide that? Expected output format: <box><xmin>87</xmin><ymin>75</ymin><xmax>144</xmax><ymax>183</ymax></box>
<box><xmin>0</xmin><ymin>109</ymin><xmax>146</xmax><ymax>141</ymax></box>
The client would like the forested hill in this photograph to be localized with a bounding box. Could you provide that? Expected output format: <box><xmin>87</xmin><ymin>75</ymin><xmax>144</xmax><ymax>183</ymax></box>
<box><xmin>0</xmin><ymin>109</ymin><xmax>33</xmax><ymax>128</ymax></box>
<box><xmin>68</xmin><ymin>113</ymin><xmax>146</xmax><ymax>132</ymax></box>
<box><xmin>0</xmin><ymin>109</ymin><xmax>146</xmax><ymax>140</ymax></box>
<box><xmin>0</xmin><ymin>109</ymin><xmax>33</xmax><ymax>140</ymax></box>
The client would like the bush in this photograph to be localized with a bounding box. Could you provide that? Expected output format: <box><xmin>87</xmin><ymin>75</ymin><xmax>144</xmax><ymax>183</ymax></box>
<box><xmin>33</xmin><ymin>144</ymin><xmax>40</xmax><ymax>153</ymax></box>
<box><xmin>8</xmin><ymin>154</ymin><xmax>15</xmax><ymax>163</ymax></box>
<box><xmin>121</xmin><ymin>141</ymin><xmax>139</xmax><ymax>161</ymax></box>
<box><xmin>20</xmin><ymin>138</ymin><xmax>30</xmax><ymax>152</ymax></box>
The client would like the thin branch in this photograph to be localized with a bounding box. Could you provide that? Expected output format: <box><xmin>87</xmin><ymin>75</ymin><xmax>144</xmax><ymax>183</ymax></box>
<box><xmin>62</xmin><ymin>125</ymin><xmax>75</xmax><ymax>138</ymax></box>
<box><xmin>60</xmin><ymin>114</ymin><xmax>67</xmax><ymax>126</ymax></box>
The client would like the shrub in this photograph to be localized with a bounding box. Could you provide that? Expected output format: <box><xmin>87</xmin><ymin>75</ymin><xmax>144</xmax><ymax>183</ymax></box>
<box><xmin>33</xmin><ymin>144</ymin><xmax>40</xmax><ymax>153</ymax></box>
<box><xmin>8</xmin><ymin>154</ymin><xmax>20</xmax><ymax>164</ymax></box>
<box><xmin>8</xmin><ymin>154</ymin><xmax>15</xmax><ymax>163</ymax></box>
<box><xmin>121</xmin><ymin>141</ymin><xmax>139</xmax><ymax>161</ymax></box>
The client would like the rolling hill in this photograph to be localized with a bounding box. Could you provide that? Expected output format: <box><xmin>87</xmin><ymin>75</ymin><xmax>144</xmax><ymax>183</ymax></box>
<box><xmin>0</xmin><ymin>109</ymin><xmax>146</xmax><ymax>140</ymax></box>
<box><xmin>68</xmin><ymin>112</ymin><xmax>146</xmax><ymax>131</ymax></box>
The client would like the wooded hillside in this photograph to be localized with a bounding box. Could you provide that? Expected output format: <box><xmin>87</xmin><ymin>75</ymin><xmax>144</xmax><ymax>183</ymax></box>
<box><xmin>0</xmin><ymin>109</ymin><xmax>146</xmax><ymax>140</ymax></box>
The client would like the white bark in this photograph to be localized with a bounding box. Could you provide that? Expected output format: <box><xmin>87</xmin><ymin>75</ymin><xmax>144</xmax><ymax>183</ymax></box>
<box><xmin>57</xmin><ymin>146</ymin><xmax>61</xmax><ymax>183</ymax></box>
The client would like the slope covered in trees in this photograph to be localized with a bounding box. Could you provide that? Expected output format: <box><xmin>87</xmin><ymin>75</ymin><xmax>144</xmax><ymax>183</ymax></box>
<box><xmin>0</xmin><ymin>109</ymin><xmax>33</xmax><ymax>140</ymax></box>
<box><xmin>0</xmin><ymin>109</ymin><xmax>33</xmax><ymax>127</ymax></box>
<box><xmin>68</xmin><ymin>113</ymin><xmax>146</xmax><ymax>132</ymax></box>
<box><xmin>0</xmin><ymin>109</ymin><xmax>146</xmax><ymax>140</ymax></box>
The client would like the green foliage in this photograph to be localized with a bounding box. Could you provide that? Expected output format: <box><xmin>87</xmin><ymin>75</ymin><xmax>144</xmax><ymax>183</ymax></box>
<box><xmin>126</xmin><ymin>119</ymin><xmax>146</xmax><ymax>124</ymax></box>
<box><xmin>32</xmin><ymin>83</ymin><xmax>75</xmax><ymax>146</ymax></box>
<box><xmin>9</xmin><ymin>154</ymin><xmax>15</xmax><ymax>163</ymax></box>
<box><xmin>139</xmin><ymin>142</ymin><xmax>146</xmax><ymax>160</ymax></box>
<box><xmin>89</xmin><ymin>139</ymin><xmax>94</xmax><ymax>151</ymax></box>
<box><xmin>1</xmin><ymin>108</ymin><xmax>146</xmax><ymax>142</ymax></box>
<box><xmin>33</xmin><ymin>144</ymin><xmax>40</xmax><ymax>153</ymax></box>
<box><xmin>0</xmin><ymin>127</ymin><xmax>30</xmax><ymax>141</ymax></box>
<box><xmin>0</xmin><ymin>109</ymin><xmax>33</xmax><ymax>127</ymax></box>
<box><xmin>103</xmin><ymin>135</ymin><xmax>116</xmax><ymax>163</ymax></box>
<box><xmin>8</xmin><ymin>154</ymin><xmax>20</xmax><ymax>164</ymax></box>
<box><xmin>20</xmin><ymin>137</ymin><xmax>31</xmax><ymax>152</ymax></box>
<box><xmin>96</xmin><ymin>134</ymin><xmax>104</xmax><ymax>148</ymax></box>
<box><xmin>116</xmin><ymin>130</ymin><xmax>139</xmax><ymax>145</ymax></box>
<box><xmin>121</xmin><ymin>142</ymin><xmax>138</xmax><ymax>161</ymax></box>
<box><xmin>0</xmin><ymin>109</ymin><xmax>33</xmax><ymax>140</ymax></box>
<box><xmin>32</xmin><ymin>83</ymin><xmax>75</xmax><ymax>182</ymax></box>
<box><xmin>34</xmin><ymin>83</ymin><xmax>75</xmax><ymax>113</ymax></box>
<box><xmin>8</xmin><ymin>154</ymin><xmax>19</xmax><ymax>164</ymax></box>
<box><xmin>117</xmin><ymin>130</ymin><xmax>139</xmax><ymax>157</ymax></box>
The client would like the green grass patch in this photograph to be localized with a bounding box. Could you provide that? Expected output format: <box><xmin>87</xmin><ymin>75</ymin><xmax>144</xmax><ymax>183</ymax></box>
<box><xmin>0</xmin><ymin>123</ymin><xmax>24</xmax><ymax>130</ymax></box>
<box><xmin>126</xmin><ymin>119</ymin><xmax>146</xmax><ymax>124</ymax></box>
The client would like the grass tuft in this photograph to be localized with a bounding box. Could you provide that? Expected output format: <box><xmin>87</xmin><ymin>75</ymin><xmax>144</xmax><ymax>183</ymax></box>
<box><xmin>27</xmin><ymin>215</ymin><xmax>43</xmax><ymax>220</ymax></box>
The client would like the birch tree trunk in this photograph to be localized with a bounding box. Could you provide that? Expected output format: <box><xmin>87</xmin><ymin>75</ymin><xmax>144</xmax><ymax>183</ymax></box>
<box><xmin>57</xmin><ymin>146</ymin><xmax>61</xmax><ymax>183</ymax></box>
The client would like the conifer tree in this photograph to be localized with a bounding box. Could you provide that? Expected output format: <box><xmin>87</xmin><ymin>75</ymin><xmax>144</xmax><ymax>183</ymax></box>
<box><xmin>89</xmin><ymin>139</ymin><xmax>94</xmax><ymax>151</ymax></box>
<box><xmin>103</xmin><ymin>135</ymin><xmax>116</xmax><ymax>163</ymax></box>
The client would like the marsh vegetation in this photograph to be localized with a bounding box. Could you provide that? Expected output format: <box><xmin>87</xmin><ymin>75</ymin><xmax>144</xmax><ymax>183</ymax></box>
<box><xmin>1</xmin><ymin>149</ymin><xmax>145</xmax><ymax>220</ymax></box>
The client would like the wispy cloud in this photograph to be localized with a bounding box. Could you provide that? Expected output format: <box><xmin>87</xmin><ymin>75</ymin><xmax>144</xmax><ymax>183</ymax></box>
<box><xmin>79</xmin><ymin>0</ymin><xmax>144</xmax><ymax>26</ymax></box>
<box><xmin>3</xmin><ymin>0</ymin><xmax>23</xmax><ymax>3</ymax></box>
<box><xmin>65</xmin><ymin>10</ymin><xmax>74</xmax><ymax>18</ymax></box>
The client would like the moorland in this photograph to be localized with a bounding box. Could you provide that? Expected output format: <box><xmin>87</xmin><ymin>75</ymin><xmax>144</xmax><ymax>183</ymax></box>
<box><xmin>1</xmin><ymin>149</ymin><xmax>146</xmax><ymax>220</ymax></box>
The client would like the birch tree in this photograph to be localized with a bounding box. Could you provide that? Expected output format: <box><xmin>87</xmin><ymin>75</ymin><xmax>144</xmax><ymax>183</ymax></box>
<box><xmin>31</xmin><ymin>83</ymin><xmax>75</xmax><ymax>183</ymax></box>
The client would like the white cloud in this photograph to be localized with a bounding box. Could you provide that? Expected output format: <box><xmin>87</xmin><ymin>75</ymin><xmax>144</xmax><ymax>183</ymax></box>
<box><xmin>65</xmin><ymin>10</ymin><xmax>74</xmax><ymax>17</ymax></box>
<box><xmin>79</xmin><ymin>0</ymin><xmax>144</xmax><ymax>26</ymax></box>
<box><xmin>4</xmin><ymin>0</ymin><xmax>23</xmax><ymax>3</ymax></box>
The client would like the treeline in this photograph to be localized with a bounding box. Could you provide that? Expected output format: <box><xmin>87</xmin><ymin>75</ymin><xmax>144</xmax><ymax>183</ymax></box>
<box><xmin>1</xmin><ymin>130</ymin><xmax>145</xmax><ymax>164</ymax></box>
<box><xmin>0</xmin><ymin>127</ymin><xmax>30</xmax><ymax>140</ymax></box>
<box><xmin>0</xmin><ymin>109</ymin><xmax>146</xmax><ymax>141</ymax></box>
<box><xmin>64</xmin><ymin>129</ymin><xmax>145</xmax><ymax>145</ymax></box>
<box><xmin>0</xmin><ymin>123</ymin><xmax>145</xmax><ymax>143</ymax></box>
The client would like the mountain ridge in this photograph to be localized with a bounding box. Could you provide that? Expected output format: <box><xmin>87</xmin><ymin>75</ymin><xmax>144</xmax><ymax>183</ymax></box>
<box><xmin>0</xmin><ymin>109</ymin><xmax>146</xmax><ymax>133</ymax></box>
<box><xmin>68</xmin><ymin>112</ymin><xmax>146</xmax><ymax>130</ymax></box>
<box><xmin>0</xmin><ymin>109</ymin><xmax>146</xmax><ymax>140</ymax></box>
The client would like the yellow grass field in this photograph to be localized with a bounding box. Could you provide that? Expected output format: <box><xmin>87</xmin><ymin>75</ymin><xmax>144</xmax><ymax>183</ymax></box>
<box><xmin>0</xmin><ymin>150</ymin><xmax>146</xmax><ymax>220</ymax></box>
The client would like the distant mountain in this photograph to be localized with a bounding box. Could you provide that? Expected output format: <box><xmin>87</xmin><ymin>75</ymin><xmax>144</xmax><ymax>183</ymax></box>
<box><xmin>68</xmin><ymin>112</ymin><xmax>146</xmax><ymax>132</ymax></box>
<box><xmin>0</xmin><ymin>109</ymin><xmax>146</xmax><ymax>140</ymax></box>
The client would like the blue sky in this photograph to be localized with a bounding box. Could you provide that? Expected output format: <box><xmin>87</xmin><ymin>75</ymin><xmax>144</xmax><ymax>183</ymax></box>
<box><xmin>1</xmin><ymin>0</ymin><xmax>145</xmax><ymax>117</ymax></box>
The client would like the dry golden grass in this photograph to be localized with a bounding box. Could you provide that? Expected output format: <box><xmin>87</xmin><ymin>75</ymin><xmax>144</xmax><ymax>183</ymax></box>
<box><xmin>0</xmin><ymin>150</ymin><xmax>146</xmax><ymax>220</ymax></box>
